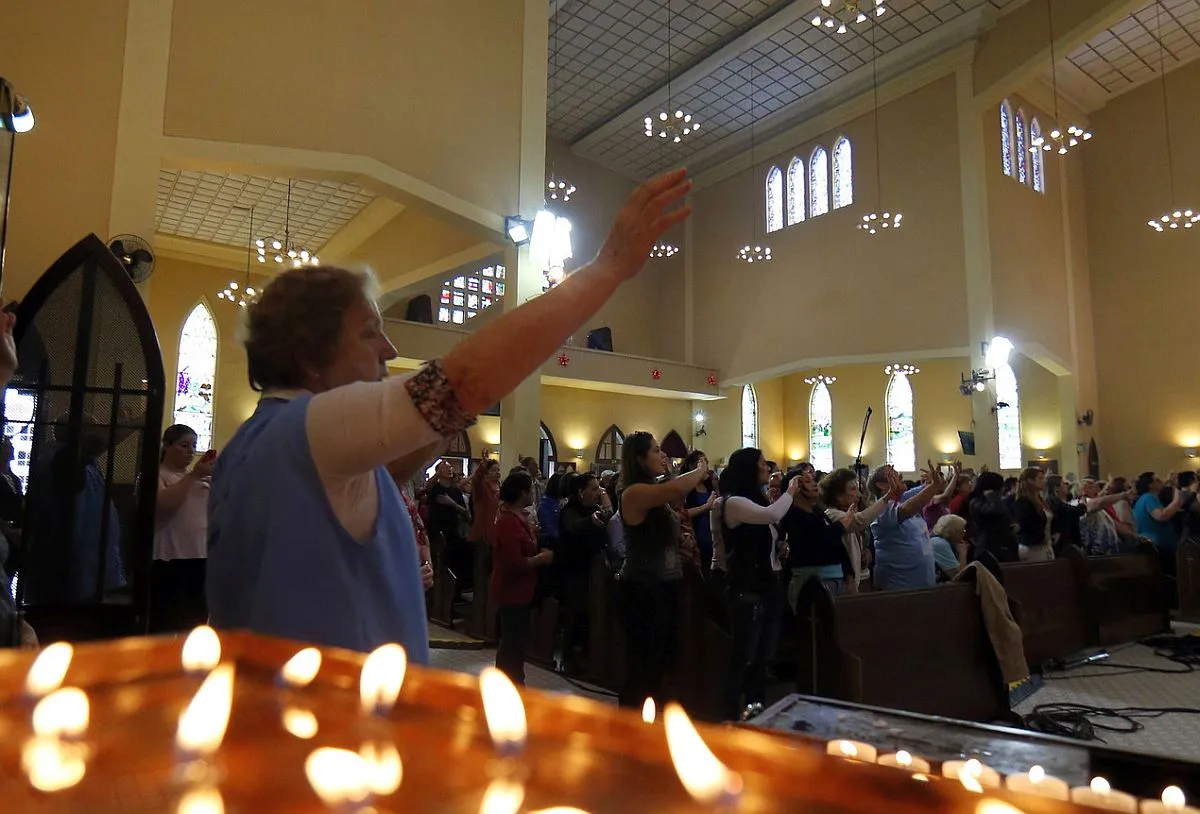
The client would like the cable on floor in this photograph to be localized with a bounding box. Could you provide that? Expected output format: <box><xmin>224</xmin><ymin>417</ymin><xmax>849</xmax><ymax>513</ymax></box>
<box><xmin>1023</xmin><ymin>702</ymin><xmax>1200</xmax><ymax>743</ymax></box>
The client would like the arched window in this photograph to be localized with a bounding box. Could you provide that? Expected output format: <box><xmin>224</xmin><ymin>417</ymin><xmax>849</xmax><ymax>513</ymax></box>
<box><xmin>765</xmin><ymin>166</ymin><xmax>783</xmax><ymax>234</ymax></box>
<box><xmin>810</xmin><ymin>147</ymin><xmax>829</xmax><ymax>217</ymax></box>
<box><xmin>786</xmin><ymin>157</ymin><xmax>806</xmax><ymax>225</ymax></box>
<box><xmin>885</xmin><ymin>373</ymin><xmax>916</xmax><ymax>473</ymax></box>
<box><xmin>741</xmin><ymin>384</ymin><xmax>758</xmax><ymax>449</ymax></box>
<box><xmin>809</xmin><ymin>381</ymin><xmax>833</xmax><ymax>471</ymax></box>
<box><xmin>995</xmin><ymin>364</ymin><xmax>1022</xmax><ymax>471</ymax></box>
<box><xmin>1030</xmin><ymin>118</ymin><xmax>1045</xmax><ymax>193</ymax></box>
<box><xmin>174</xmin><ymin>301</ymin><xmax>218</xmax><ymax>451</ymax></box>
<box><xmin>832</xmin><ymin>136</ymin><xmax>853</xmax><ymax>209</ymax></box>
<box><xmin>595</xmin><ymin>425</ymin><xmax>625</xmax><ymax>469</ymax></box>
<box><xmin>1000</xmin><ymin>99</ymin><xmax>1014</xmax><ymax>177</ymax></box>
<box><xmin>1014</xmin><ymin>109</ymin><xmax>1029</xmax><ymax>185</ymax></box>
<box><xmin>539</xmin><ymin>421</ymin><xmax>558</xmax><ymax>477</ymax></box>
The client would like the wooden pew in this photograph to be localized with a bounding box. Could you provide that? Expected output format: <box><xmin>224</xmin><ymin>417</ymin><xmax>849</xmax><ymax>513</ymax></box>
<box><xmin>1179</xmin><ymin>539</ymin><xmax>1200</xmax><ymax>623</ymax></box>
<box><xmin>466</xmin><ymin>542</ymin><xmax>498</xmax><ymax>643</ymax></box>
<box><xmin>1078</xmin><ymin>544</ymin><xmax>1170</xmax><ymax>646</ymax></box>
<box><xmin>425</xmin><ymin>532</ymin><xmax>458</xmax><ymax>628</ymax></box>
<box><xmin>793</xmin><ymin>574</ymin><xmax>1013</xmax><ymax>723</ymax></box>
<box><xmin>527</xmin><ymin>597</ymin><xmax>560</xmax><ymax>670</ymax></box>
<box><xmin>584</xmin><ymin>553</ymin><xmax>625</xmax><ymax>693</ymax></box>
<box><xmin>999</xmin><ymin>553</ymin><xmax>1090</xmax><ymax>670</ymax></box>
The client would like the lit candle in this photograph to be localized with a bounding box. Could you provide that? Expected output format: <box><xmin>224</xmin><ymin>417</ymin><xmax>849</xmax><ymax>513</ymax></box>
<box><xmin>826</xmin><ymin>739</ymin><xmax>877</xmax><ymax>763</ymax></box>
<box><xmin>32</xmin><ymin>688</ymin><xmax>90</xmax><ymax>740</ymax></box>
<box><xmin>181</xmin><ymin>626</ymin><xmax>221</xmax><ymax>674</ymax></box>
<box><xmin>1141</xmin><ymin>786</ymin><xmax>1200</xmax><ymax>814</ymax></box>
<box><xmin>358</xmin><ymin>740</ymin><xmax>403</xmax><ymax>796</ymax></box>
<box><xmin>1004</xmin><ymin>765</ymin><xmax>1069</xmax><ymax>800</ymax></box>
<box><xmin>25</xmin><ymin>642</ymin><xmax>73</xmax><ymax>699</ymax></box>
<box><xmin>359</xmin><ymin>644</ymin><xmax>406</xmax><ymax>717</ymax></box>
<box><xmin>175</xmin><ymin>664</ymin><xmax>234</xmax><ymax>761</ymax></box>
<box><xmin>664</xmin><ymin>702</ymin><xmax>743</xmax><ymax>806</ymax></box>
<box><xmin>480</xmin><ymin>667</ymin><xmax>527</xmax><ymax>758</ymax></box>
<box><xmin>305</xmin><ymin>747</ymin><xmax>371</xmax><ymax>809</ymax></box>
<box><xmin>21</xmin><ymin>685</ymin><xmax>91</xmax><ymax>793</ymax></box>
<box><xmin>942</xmin><ymin>759</ymin><xmax>1001</xmax><ymax>789</ymax></box>
<box><xmin>1070</xmin><ymin>777</ymin><xmax>1138</xmax><ymax>812</ymax></box>
<box><xmin>282</xmin><ymin>706</ymin><xmax>319</xmax><ymax>740</ymax></box>
<box><xmin>177</xmin><ymin>785</ymin><xmax>225</xmax><ymax>814</ymax></box>
<box><xmin>641</xmin><ymin>697</ymin><xmax>656</xmax><ymax>724</ymax></box>
<box><xmin>877</xmin><ymin>750</ymin><xmax>931</xmax><ymax>773</ymax></box>
<box><xmin>279</xmin><ymin>647</ymin><xmax>322</xmax><ymax>688</ymax></box>
<box><xmin>479</xmin><ymin>777</ymin><xmax>525</xmax><ymax>814</ymax></box>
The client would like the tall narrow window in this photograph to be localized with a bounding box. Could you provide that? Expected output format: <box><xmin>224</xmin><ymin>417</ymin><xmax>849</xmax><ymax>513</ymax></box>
<box><xmin>786</xmin><ymin>157</ymin><xmax>805</xmax><ymax>225</ymax></box>
<box><xmin>1000</xmin><ymin>99</ymin><xmax>1014</xmax><ymax>178</ymax></box>
<box><xmin>766</xmin><ymin>166</ymin><xmax>783</xmax><ymax>234</ymax></box>
<box><xmin>809</xmin><ymin>381</ymin><xmax>833</xmax><ymax>472</ymax></box>
<box><xmin>741</xmin><ymin>384</ymin><xmax>758</xmax><ymax>449</ymax></box>
<box><xmin>810</xmin><ymin>147</ymin><xmax>829</xmax><ymax>217</ymax></box>
<box><xmin>1030</xmin><ymin>118</ymin><xmax>1045</xmax><ymax>193</ymax></box>
<box><xmin>885</xmin><ymin>373</ymin><xmax>916</xmax><ymax>473</ymax></box>
<box><xmin>2</xmin><ymin>388</ymin><xmax>37</xmax><ymax>492</ymax></box>
<box><xmin>1014</xmin><ymin>110</ymin><xmax>1029</xmax><ymax>185</ymax></box>
<box><xmin>995</xmin><ymin>364</ymin><xmax>1022</xmax><ymax>471</ymax></box>
<box><xmin>832</xmin><ymin>136</ymin><xmax>853</xmax><ymax>209</ymax></box>
<box><xmin>174</xmin><ymin>302</ymin><xmax>218</xmax><ymax>451</ymax></box>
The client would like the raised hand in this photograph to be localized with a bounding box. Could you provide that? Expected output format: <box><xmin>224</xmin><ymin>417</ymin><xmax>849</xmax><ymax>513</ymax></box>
<box><xmin>598</xmin><ymin>169</ymin><xmax>692</xmax><ymax>281</ymax></box>
<box><xmin>925</xmin><ymin>460</ymin><xmax>945</xmax><ymax>490</ymax></box>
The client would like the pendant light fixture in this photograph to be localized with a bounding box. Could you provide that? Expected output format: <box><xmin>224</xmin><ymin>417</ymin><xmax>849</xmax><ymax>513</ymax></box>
<box><xmin>1146</xmin><ymin>0</ymin><xmax>1198</xmax><ymax>233</ymax></box>
<box><xmin>737</xmin><ymin>54</ymin><xmax>772</xmax><ymax>264</ymax></box>
<box><xmin>255</xmin><ymin>180</ymin><xmax>319</xmax><ymax>267</ymax></box>
<box><xmin>644</xmin><ymin>0</ymin><xmax>699</xmax><ymax>143</ymax></box>
<box><xmin>1030</xmin><ymin>0</ymin><xmax>1093</xmax><ymax>158</ymax></box>
<box><xmin>858</xmin><ymin>17</ymin><xmax>902</xmax><ymax>236</ymax></box>
<box><xmin>805</xmin><ymin>371</ymin><xmax>837</xmax><ymax>385</ymax></box>
<box><xmin>811</xmin><ymin>0</ymin><xmax>887</xmax><ymax>35</ymax></box>
<box><xmin>218</xmin><ymin>207</ymin><xmax>259</xmax><ymax>308</ymax></box>
<box><xmin>546</xmin><ymin>10</ymin><xmax>576</xmax><ymax>204</ymax></box>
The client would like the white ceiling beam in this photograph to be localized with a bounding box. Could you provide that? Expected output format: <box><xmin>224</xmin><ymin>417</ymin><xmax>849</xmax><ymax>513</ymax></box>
<box><xmin>572</xmin><ymin>0</ymin><xmax>819</xmax><ymax>151</ymax></box>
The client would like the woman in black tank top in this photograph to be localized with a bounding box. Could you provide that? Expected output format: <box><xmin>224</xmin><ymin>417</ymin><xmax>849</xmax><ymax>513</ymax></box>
<box><xmin>616</xmin><ymin>432</ymin><xmax>709</xmax><ymax>708</ymax></box>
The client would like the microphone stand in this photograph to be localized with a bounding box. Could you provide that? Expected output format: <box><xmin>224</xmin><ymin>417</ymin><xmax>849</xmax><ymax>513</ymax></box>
<box><xmin>854</xmin><ymin>407</ymin><xmax>873</xmax><ymax>491</ymax></box>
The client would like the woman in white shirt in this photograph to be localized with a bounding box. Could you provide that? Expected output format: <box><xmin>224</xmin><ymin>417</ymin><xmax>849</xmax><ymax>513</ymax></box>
<box><xmin>152</xmin><ymin>424</ymin><xmax>215</xmax><ymax>632</ymax></box>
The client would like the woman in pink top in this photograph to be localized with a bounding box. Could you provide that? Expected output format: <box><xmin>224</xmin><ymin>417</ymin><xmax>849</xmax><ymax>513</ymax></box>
<box><xmin>153</xmin><ymin>424</ymin><xmax>215</xmax><ymax>632</ymax></box>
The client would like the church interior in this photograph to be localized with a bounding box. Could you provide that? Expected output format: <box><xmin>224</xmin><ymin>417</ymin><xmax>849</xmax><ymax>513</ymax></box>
<box><xmin>1</xmin><ymin>0</ymin><xmax>1200</xmax><ymax>811</ymax></box>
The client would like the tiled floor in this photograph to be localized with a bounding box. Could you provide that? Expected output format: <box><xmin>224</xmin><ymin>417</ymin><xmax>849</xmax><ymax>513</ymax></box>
<box><xmin>1014</xmin><ymin>625</ymin><xmax>1200</xmax><ymax>764</ymax></box>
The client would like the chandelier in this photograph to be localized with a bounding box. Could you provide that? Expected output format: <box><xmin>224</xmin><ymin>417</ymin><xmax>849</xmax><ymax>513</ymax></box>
<box><xmin>1146</xmin><ymin>1</ymin><xmax>1196</xmax><ymax>233</ymax></box>
<box><xmin>650</xmin><ymin>242</ymin><xmax>678</xmax><ymax>258</ymax></box>
<box><xmin>736</xmin><ymin>245</ymin><xmax>772</xmax><ymax>263</ymax></box>
<box><xmin>884</xmin><ymin>363</ymin><xmax>920</xmax><ymax>375</ymax></box>
<box><xmin>643</xmin><ymin>0</ymin><xmax>700</xmax><ymax>143</ymax></box>
<box><xmin>546</xmin><ymin>176</ymin><xmax>576</xmax><ymax>202</ymax></box>
<box><xmin>737</xmin><ymin>58</ymin><xmax>772</xmax><ymax>264</ymax></box>
<box><xmin>812</xmin><ymin>0</ymin><xmax>886</xmax><ymax>34</ymax></box>
<box><xmin>255</xmin><ymin>180</ymin><xmax>319</xmax><ymax>267</ymax></box>
<box><xmin>218</xmin><ymin>206</ymin><xmax>260</xmax><ymax>308</ymax></box>
<box><xmin>858</xmin><ymin>15</ymin><xmax>903</xmax><ymax>236</ymax></box>
<box><xmin>546</xmin><ymin>17</ymin><xmax>578</xmax><ymax>203</ymax></box>
<box><xmin>805</xmin><ymin>372</ymin><xmax>837</xmax><ymax>385</ymax></box>
<box><xmin>1032</xmin><ymin>0</ymin><xmax>1093</xmax><ymax>158</ymax></box>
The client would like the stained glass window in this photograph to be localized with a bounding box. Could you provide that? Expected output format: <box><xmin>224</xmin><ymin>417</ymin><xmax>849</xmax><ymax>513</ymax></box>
<box><xmin>885</xmin><ymin>373</ymin><xmax>916</xmax><ymax>473</ymax></box>
<box><xmin>437</xmin><ymin>264</ymin><xmax>505</xmax><ymax>323</ymax></box>
<box><xmin>766</xmin><ymin>166</ymin><xmax>784</xmax><ymax>234</ymax></box>
<box><xmin>741</xmin><ymin>384</ymin><xmax>758</xmax><ymax>449</ymax></box>
<box><xmin>810</xmin><ymin>147</ymin><xmax>829</xmax><ymax>218</ymax></box>
<box><xmin>832</xmin><ymin>137</ymin><xmax>853</xmax><ymax>209</ymax></box>
<box><xmin>1000</xmin><ymin>100</ymin><xmax>1014</xmax><ymax>177</ymax></box>
<box><xmin>2</xmin><ymin>388</ymin><xmax>37</xmax><ymax>492</ymax></box>
<box><xmin>1030</xmin><ymin>118</ymin><xmax>1045</xmax><ymax>193</ymax></box>
<box><xmin>1015</xmin><ymin>110</ymin><xmax>1028</xmax><ymax>185</ymax></box>
<box><xmin>787</xmin><ymin>157</ymin><xmax>805</xmax><ymax>225</ymax></box>
<box><xmin>174</xmin><ymin>302</ymin><xmax>217</xmax><ymax>452</ymax></box>
<box><xmin>995</xmin><ymin>364</ymin><xmax>1022</xmax><ymax>471</ymax></box>
<box><xmin>809</xmin><ymin>381</ymin><xmax>833</xmax><ymax>472</ymax></box>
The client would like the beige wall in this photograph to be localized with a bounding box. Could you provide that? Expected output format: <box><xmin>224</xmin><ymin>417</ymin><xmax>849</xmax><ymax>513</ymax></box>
<box><xmin>1086</xmin><ymin>58</ymin><xmax>1200</xmax><ymax>476</ymax></box>
<box><xmin>691</xmin><ymin>76</ymin><xmax>968</xmax><ymax>380</ymax></box>
<box><xmin>1</xmin><ymin>1</ymin><xmax>129</xmax><ymax>299</ymax></box>
<box><xmin>164</xmin><ymin>0</ymin><xmax>527</xmax><ymax>220</ymax></box>
<box><xmin>540</xmin><ymin>384</ymin><xmax>694</xmax><ymax>470</ymax></box>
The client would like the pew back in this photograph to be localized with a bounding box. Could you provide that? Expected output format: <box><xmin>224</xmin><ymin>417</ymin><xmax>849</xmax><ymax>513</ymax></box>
<box><xmin>1178</xmin><ymin>539</ymin><xmax>1200</xmax><ymax>623</ymax></box>
<box><xmin>999</xmin><ymin>556</ymin><xmax>1088</xmax><ymax>669</ymax></box>
<box><xmin>1082</xmin><ymin>546</ymin><xmax>1170</xmax><ymax>645</ymax></box>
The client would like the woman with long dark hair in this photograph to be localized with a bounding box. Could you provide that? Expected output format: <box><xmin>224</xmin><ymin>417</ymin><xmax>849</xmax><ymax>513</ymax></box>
<box><xmin>682</xmin><ymin>450</ymin><xmax>717</xmax><ymax>575</ymax></box>
<box><xmin>616</xmin><ymin>431</ymin><xmax>709</xmax><ymax>707</ymax></box>
<box><xmin>491</xmin><ymin>471</ymin><xmax>553</xmax><ymax>684</ymax></box>
<box><xmin>153</xmin><ymin>424</ymin><xmax>215</xmax><ymax>632</ymax></box>
<box><xmin>717</xmin><ymin>447</ymin><xmax>798</xmax><ymax>720</ymax></box>
<box><xmin>968</xmin><ymin>472</ymin><xmax>1018</xmax><ymax>562</ymax></box>
<box><xmin>557</xmin><ymin>472</ymin><xmax>611</xmax><ymax>673</ymax></box>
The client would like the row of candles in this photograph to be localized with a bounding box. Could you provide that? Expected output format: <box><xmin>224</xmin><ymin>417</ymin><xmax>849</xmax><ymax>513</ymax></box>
<box><xmin>10</xmin><ymin>626</ymin><xmax>1197</xmax><ymax>813</ymax></box>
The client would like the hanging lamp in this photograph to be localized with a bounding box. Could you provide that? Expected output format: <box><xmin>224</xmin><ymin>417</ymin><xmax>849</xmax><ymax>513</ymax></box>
<box><xmin>736</xmin><ymin>56</ymin><xmax>772</xmax><ymax>264</ymax></box>
<box><xmin>218</xmin><ymin>207</ymin><xmax>260</xmax><ymax>308</ymax></box>
<box><xmin>643</xmin><ymin>0</ymin><xmax>699</xmax><ymax>143</ymax></box>
<box><xmin>858</xmin><ymin>17</ymin><xmax>902</xmax><ymax>236</ymax></box>
<box><xmin>546</xmin><ymin>10</ymin><xmax>577</xmax><ymax>203</ymax></box>
<box><xmin>1146</xmin><ymin>0</ymin><xmax>1198</xmax><ymax>233</ymax></box>
<box><xmin>811</xmin><ymin>0</ymin><xmax>887</xmax><ymax>35</ymax></box>
<box><xmin>1030</xmin><ymin>0</ymin><xmax>1093</xmax><ymax>158</ymax></box>
<box><xmin>255</xmin><ymin>180</ymin><xmax>319</xmax><ymax>267</ymax></box>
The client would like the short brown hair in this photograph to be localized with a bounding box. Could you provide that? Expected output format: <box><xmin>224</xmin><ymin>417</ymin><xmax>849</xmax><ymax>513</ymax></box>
<box><xmin>242</xmin><ymin>266</ymin><xmax>376</xmax><ymax>391</ymax></box>
<box><xmin>820</xmin><ymin>468</ymin><xmax>857</xmax><ymax>507</ymax></box>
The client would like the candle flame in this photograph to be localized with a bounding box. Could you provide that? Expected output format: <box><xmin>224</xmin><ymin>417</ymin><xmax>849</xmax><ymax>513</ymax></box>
<box><xmin>1028</xmin><ymin>765</ymin><xmax>1045</xmax><ymax>783</ymax></box>
<box><xmin>960</xmin><ymin>773</ymin><xmax>984</xmax><ymax>794</ymax></box>
<box><xmin>181</xmin><ymin>626</ymin><xmax>221</xmax><ymax>672</ymax></box>
<box><xmin>479</xmin><ymin>667</ymin><xmax>527</xmax><ymax>754</ymax></box>
<box><xmin>25</xmin><ymin>642</ymin><xmax>73</xmax><ymax>697</ymax></box>
<box><xmin>281</xmin><ymin>647</ymin><xmax>322</xmax><ymax>687</ymax></box>
<box><xmin>32</xmin><ymin>688</ymin><xmax>90</xmax><ymax>738</ymax></box>
<box><xmin>282</xmin><ymin>706</ymin><xmax>318</xmax><ymax>739</ymax></box>
<box><xmin>305</xmin><ymin>747</ymin><xmax>371</xmax><ymax>808</ymax></box>
<box><xmin>359</xmin><ymin>741</ymin><xmax>403</xmax><ymax>796</ymax></box>
<box><xmin>913</xmin><ymin>773</ymin><xmax>930</xmax><ymax>782</ymax></box>
<box><xmin>641</xmin><ymin>697</ymin><xmax>656</xmax><ymax>724</ymax></box>
<box><xmin>177</xmin><ymin>786</ymin><xmax>225</xmax><ymax>814</ymax></box>
<box><xmin>976</xmin><ymin>801</ymin><xmax>1027</xmax><ymax>814</ymax></box>
<box><xmin>1090</xmin><ymin>777</ymin><xmax>1111</xmax><ymax>795</ymax></box>
<box><xmin>359</xmin><ymin>643</ymin><xmax>406</xmax><ymax>715</ymax></box>
<box><xmin>528</xmin><ymin>809</ymin><xmax>592</xmax><ymax>814</ymax></box>
<box><xmin>176</xmin><ymin>664</ymin><xmax>235</xmax><ymax>756</ymax></box>
<box><xmin>839</xmin><ymin>740</ymin><xmax>858</xmax><ymax>759</ymax></box>
<box><xmin>1163</xmin><ymin>786</ymin><xmax>1186</xmax><ymax>809</ymax></box>
<box><xmin>896</xmin><ymin>750</ymin><xmax>912</xmax><ymax>768</ymax></box>
<box><xmin>663</xmin><ymin>702</ymin><xmax>743</xmax><ymax>805</ymax></box>
<box><xmin>21</xmin><ymin>736</ymin><xmax>87</xmax><ymax>792</ymax></box>
<box><xmin>479</xmin><ymin>777</ymin><xmax>525</xmax><ymax>814</ymax></box>
<box><xmin>964</xmin><ymin>759</ymin><xmax>983</xmax><ymax>777</ymax></box>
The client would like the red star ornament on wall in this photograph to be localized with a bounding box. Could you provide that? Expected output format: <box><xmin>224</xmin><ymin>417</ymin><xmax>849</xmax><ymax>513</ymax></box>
<box><xmin>707</xmin><ymin>373</ymin><xmax>718</xmax><ymax>387</ymax></box>
<box><xmin>651</xmin><ymin>368</ymin><xmax>662</xmax><ymax>381</ymax></box>
<box><xmin>557</xmin><ymin>353</ymin><xmax>570</xmax><ymax>367</ymax></box>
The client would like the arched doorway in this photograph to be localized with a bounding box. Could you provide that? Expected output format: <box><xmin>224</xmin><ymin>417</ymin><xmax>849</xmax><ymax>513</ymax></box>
<box><xmin>661</xmin><ymin>430</ymin><xmax>688</xmax><ymax>461</ymax></box>
<box><xmin>594</xmin><ymin>425</ymin><xmax>625</xmax><ymax>473</ymax></box>
<box><xmin>539</xmin><ymin>421</ymin><xmax>558</xmax><ymax>476</ymax></box>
